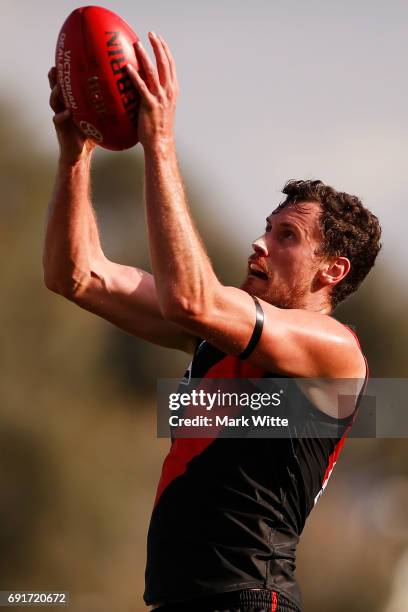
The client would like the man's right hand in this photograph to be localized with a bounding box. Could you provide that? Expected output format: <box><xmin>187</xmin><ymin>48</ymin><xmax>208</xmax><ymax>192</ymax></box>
<box><xmin>48</xmin><ymin>66</ymin><xmax>96</xmax><ymax>164</ymax></box>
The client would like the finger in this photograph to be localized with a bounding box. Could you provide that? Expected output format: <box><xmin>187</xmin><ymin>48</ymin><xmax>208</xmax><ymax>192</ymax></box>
<box><xmin>53</xmin><ymin>108</ymin><xmax>71</xmax><ymax>126</ymax></box>
<box><xmin>49</xmin><ymin>83</ymin><xmax>60</xmax><ymax>109</ymax></box>
<box><xmin>157</xmin><ymin>35</ymin><xmax>178</xmax><ymax>86</ymax></box>
<box><xmin>134</xmin><ymin>40</ymin><xmax>161</xmax><ymax>94</ymax></box>
<box><xmin>148</xmin><ymin>31</ymin><xmax>171</xmax><ymax>87</ymax></box>
<box><xmin>48</xmin><ymin>67</ymin><xmax>57</xmax><ymax>89</ymax></box>
<box><xmin>49</xmin><ymin>83</ymin><xmax>65</xmax><ymax>113</ymax></box>
<box><xmin>126</xmin><ymin>62</ymin><xmax>156</xmax><ymax>107</ymax></box>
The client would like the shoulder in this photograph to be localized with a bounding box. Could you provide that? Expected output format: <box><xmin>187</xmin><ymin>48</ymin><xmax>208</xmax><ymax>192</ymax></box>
<box><xmin>253</xmin><ymin>302</ymin><xmax>367</xmax><ymax>378</ymax></box>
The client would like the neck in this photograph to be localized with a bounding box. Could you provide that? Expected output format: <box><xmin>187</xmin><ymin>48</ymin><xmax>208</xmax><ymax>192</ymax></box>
<box><xmin>265</xmin><ymin>291</ymin><xmax>332</xmax><ymax>313</ymax></box>
<box><xmin>298</xmin><ymin>293</ymin><xmax>332</xmax><ymax>314</ymax></box>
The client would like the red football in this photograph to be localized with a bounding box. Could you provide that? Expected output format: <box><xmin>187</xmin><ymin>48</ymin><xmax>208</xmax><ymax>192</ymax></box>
<box><xmin>55</xmin><ymin>5</ymin><xmax>141</xmax><ymax>151</ymax></box>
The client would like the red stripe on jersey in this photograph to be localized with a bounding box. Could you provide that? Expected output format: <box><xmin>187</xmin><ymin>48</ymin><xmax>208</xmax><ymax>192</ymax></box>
<box><xmin>271</xmin><ymin>590</ymin><xmax>278</xmax><ymax>612</ymax></box>
<box><xmin>154</xmin><ymin>437</ymin><xmax>212</xmax><ymax>507</ymax></box>
<box><xmin>342</xmin><ymin>324</ymin><xmax>370</xmax><ymax>383</ymax></box>
<box><xmin>204</xmin><ymin>354</ymin><xmax>265</xmax><ymax>378</ymax></box>
<box><xmin>318</xmin><ymin>324</ymin><xmax>369</xmax><ymax>493</ymax></box>
<box><xmin>154</xmin><ymin>353</ymin><xmax>266</xmax><ymax>507</ymax></box>
<box><xmin>321</xmin><ymin>428</ymin><xmax>349</xmax><ymax>491</ymax></box>
<box><xmin>342</xmin><ymin>324</ymin><xmax>362</xmax><ymax>349</ymax></box>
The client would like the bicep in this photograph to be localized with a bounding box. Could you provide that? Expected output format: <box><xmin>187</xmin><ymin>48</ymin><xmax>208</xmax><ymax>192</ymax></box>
<box><xmin>170</xmin><ymin>285</ymin><xmax>366</xmax><ymax>376</ymax></box>
<box><xmin>73</xmin><ymin>258</ymin><xmax>198</xmax><ymax>354</ymax></box>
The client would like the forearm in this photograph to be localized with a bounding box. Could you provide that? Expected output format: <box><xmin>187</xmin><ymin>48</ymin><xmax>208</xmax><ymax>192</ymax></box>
<box><xmin>43</xmin><ymin>151</ymin><xmax>103</xmax><ymax>295</ymax></box>
<box><xmin>144</xmin><ymin>140</ymin><xmax>219</xmax><ymax>316</ymax></box>
<box><xmin>125</xmin><ymin>35</ymin><xmax>220</xmax><ymax>318</ymax></box>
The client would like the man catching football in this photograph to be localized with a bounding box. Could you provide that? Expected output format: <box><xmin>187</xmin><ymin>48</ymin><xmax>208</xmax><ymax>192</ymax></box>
<box><xmin>45</xmin><ymin>32</ymin><xmax>381</xmax><ymax>612</ymax></box>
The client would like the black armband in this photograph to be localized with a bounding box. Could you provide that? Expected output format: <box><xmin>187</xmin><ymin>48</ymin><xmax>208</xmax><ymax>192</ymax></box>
<box><xmin>238</xmin><ymin>295</ymin><xmax>264</xmax><ymax>360</ymax></box>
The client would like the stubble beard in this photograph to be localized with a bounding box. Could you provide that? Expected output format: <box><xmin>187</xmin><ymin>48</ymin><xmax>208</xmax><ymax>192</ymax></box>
<box><xmin>240</xmin><ymin>274</ymin><xmax>310</xmax><ymax>310</ymax></box>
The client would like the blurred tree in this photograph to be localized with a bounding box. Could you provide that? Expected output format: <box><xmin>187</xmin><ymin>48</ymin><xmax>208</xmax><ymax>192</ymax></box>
<box><xmin>1</xmin><ymin>99</ymin><xmax>407</xmax><ymax>611</ymax></box>
<box><xmin>91</xmin><ymin>148</ymin><xmax>247</xmax><ymax>395</ymax></box>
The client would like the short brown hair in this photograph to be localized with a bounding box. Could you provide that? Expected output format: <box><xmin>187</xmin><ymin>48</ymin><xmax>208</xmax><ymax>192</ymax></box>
<box><xmin>277</xmin><ymin>179</ymin><xmax>382</xmax><ymax>309</ymax></box>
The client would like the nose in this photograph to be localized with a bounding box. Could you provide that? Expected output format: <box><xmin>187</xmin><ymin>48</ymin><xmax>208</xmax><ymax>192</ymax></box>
<box><xmin>252</xmin><ymin>235</ymin><xmax>268</xmax><ymax>257</ymax></box>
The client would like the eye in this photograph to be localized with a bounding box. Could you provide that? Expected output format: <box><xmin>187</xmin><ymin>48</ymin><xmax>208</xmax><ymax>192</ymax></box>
<box><xmin>280</xmin><ymin>229</ymin><xmax>295</xmax><ymax>240</ymax></box>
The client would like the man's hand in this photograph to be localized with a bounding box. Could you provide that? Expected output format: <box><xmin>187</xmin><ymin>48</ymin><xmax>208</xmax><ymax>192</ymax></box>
<box><xmin>125</xmin><ymin>32</ymin><xmax>179</xmax><ymax>152</ymax></box>
<box><xmin>48</xmin><ymin>67</ymin><xmax>96</xmax><ymax>164</ymax></box>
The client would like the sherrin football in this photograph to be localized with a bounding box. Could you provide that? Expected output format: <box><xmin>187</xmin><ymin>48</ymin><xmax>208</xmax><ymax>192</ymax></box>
<box><xmin>55</xmin><ymin>5</ymin><xmax>141</xmax><ymax>150</ymax></box>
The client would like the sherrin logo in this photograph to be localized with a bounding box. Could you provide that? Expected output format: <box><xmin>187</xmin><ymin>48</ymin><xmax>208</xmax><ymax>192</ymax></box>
<box><xmin>79</xmin><ymin>121</ymin><xmax>104</xmax><ymax>142</ymax></box>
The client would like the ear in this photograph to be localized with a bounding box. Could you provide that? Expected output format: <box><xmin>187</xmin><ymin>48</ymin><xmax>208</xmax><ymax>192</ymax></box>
<box><xmin>319</xmin><ymin>256</ymin><xmax>351</xmax><ymax>287</ymax></box>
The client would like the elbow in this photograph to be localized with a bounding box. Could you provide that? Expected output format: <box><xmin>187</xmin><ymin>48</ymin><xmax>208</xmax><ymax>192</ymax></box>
<box><xmin>43</xmin><ymin>267</ymin><xmax>64</xmax><ymax>296</ymax></box>
<box><xmin>162</xmin><ymin>295</ymin><xmax>209</xmax><ymax>325</ymax></box>
<box><xmin>43</xmin><ymin>253</ymin><xmax>105</xmax><ymax>302</ymax></box>
<box><xmin>43</xmin><ymin>270</ymin><xmax>59</xmax><ymax>294</ymax></box>
<box><xmin>43</xmin><ymin>256</ymin><xmax>64</xmax><ymax>296</ymax></box>
<box><xmin>162</xmin><ymin>280</ymin><xmax>221</xmax><ymax>325</ymax></box>
<box><xmin>43</xmin><ymin>269</ymin><xmax>89</xmax><ymax>302</ymax></box>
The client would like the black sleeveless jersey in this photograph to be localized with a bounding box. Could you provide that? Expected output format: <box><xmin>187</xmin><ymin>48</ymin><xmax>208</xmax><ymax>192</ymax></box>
<box><xmin>144</xmin><ymin>334</ymin><xmax>367</xmax><ymax>609</ymax></box>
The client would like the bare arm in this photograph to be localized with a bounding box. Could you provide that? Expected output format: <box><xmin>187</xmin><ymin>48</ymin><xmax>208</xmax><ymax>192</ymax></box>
<box><xmin>124</xmin><ymin>36</ymin><xmax>366</xmax><ymax>380</ymax></box>
<box><xmin>43</xmin><ymin>67</ymin><xmax>197</xmax><ymax>354</ymax></box>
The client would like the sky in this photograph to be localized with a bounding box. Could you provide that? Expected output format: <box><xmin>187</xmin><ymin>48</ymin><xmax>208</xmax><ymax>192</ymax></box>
<box><xmin>2</xmin><ymin>0</ymin><xmax>407</xmax><ymax>284</ymax></box>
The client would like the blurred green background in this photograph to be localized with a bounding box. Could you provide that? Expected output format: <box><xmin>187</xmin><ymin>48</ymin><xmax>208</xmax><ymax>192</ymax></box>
<box><xmin>1</xmin><ymin>100</ymin><xmax>408</xmax><ymax>612</ymax></box>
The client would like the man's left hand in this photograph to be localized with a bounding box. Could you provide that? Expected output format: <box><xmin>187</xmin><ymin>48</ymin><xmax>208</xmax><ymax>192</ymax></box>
<box><xmin>126</xmin><ymin>32</ymin><xmax>179</xmax><ymax>152</ymax></box>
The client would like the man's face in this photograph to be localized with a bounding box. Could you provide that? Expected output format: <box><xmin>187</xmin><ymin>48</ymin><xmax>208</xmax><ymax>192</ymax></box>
<box><xmin>241</xmin><ymin>201</ymin><xmax>326</xmax><ymax>309</ymax></box>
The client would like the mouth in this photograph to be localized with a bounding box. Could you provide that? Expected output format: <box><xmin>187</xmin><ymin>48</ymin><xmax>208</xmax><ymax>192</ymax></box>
<box><xmin>248</xmin><ymin>262</ymin><xmax>269</xmax><ymax>280</ymax></box>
